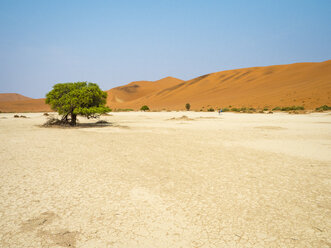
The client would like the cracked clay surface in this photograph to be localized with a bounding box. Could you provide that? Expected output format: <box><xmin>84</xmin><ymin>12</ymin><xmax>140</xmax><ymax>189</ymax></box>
<box><xmin>0</xmin><ymin>112</ymin><xmax>330</xmax><ymax>247</ymax></box>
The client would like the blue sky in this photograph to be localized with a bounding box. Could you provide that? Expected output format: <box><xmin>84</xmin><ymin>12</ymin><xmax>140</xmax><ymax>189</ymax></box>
<box><xmin>0</xmin><ymin>0</ymin><xmax>330</xmax><ymax>98</ymax></box>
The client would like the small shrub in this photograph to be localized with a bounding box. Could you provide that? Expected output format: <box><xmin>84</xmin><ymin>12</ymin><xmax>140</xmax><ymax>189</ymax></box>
<box><xmin>315</xmin><ymin>105</ymin><xmax>331</xmax><ymax>112</ymax></box>
<box><xmin>281</xmin><ymin>106</ymin><xmax>304</xmax><ymax>111</ymax></box>
<box><xmin>185</xmin><ymin>103</ymin><xmax>191</xmax><ymax>111</ymax></box>
<box><xmin>231</xmin><ymin>108</ymin><xmax>240</xmax><ymax>112</ymax></box>
<box><xmin>249</xmin><ymin>107</ymin><xmax>256</xmax><ymax>112</ymax></box>
<box><xmin>272</xmin><ymin>106</ymin><xmax>281</xmax><ymax>111</ymax></box>
<box><xmin>222</xmin><ymin>108</ymin><xmax>230</xmax><ymax>112</ymax></box>
<box><xmin>140</xmin><ymin>105</ymin><xmax>150</xmax><ymax>111</ymax></box>
<box><xmin>207</xmin><ymin>108</ymin><xmax>214</xmax><ymax>112</ymax></box>
<box><xmin>43</xmin><ymin>112</ymin><xmax>49</xmax><ymax>116</ymax></box>
<box><xmin>14</xmin><ymin>115</ymin><xmax>19</xmax><ymax>118</ymax></box>
<box><xmin>293</xmin><ymin>106</ymin><xmax>304</xmax><ymax>110</ymax></box>
<box><xmin>263</xmin><ymin>107</ymin><xmax>269</xmax><ymax>111</ymax></box>
<box><xmin>96</xmin><ymin>120</ymin><xmax>109</xmax><ymax>124</ymax></box>
<box><xmin>43</xmin><ymin>117</ymin><xmax>63</xmax><ymax>126</ymax></box>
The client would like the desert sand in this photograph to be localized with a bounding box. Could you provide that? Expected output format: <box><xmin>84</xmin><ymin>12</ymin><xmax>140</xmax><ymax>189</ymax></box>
<box><xmin>0</xmin><ymin>98</ymin><xmax>51</xmax><ymax>113</ymax></box>
<box><xmin>1</xmin><ymin>60</ymin><xmax>331</xmax><ymax>113</ymax></box>
<box><xmin>107</xmin><ymin>60</ymin><xmax>331</xmax><ymax>110</ymax></box>
<box><xmin>0</xmin><ymin>111</ymin><xmax>330</xmax><ymax>247</ymax></box>
<box><xmin>0</xmin><ymin>93</ymin><xmax>32</xmax><ymax>102</ymax></box>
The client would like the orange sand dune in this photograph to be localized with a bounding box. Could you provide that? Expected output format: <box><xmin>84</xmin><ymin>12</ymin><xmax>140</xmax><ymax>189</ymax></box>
<box><xmin>1</xmin><ymin>61</ymin><xmax>330</xmax><ymax>112</ymax></box>
<box><xmin>0</xmin><ymin>93</ymin><xmax>32</xmax><ymax>102</ymax></box>
<box><xmin>106</xmin><ymin>60</ymin><xmax>331</xmax><ymax>110</ymax></box>
<box><xmin>106</xmin><ymin>77</ymin><xmax>184</xmax><ymax>107</ymax></box>
<box><xmin>0</xmin><ymin>98</ymin><xmax>51</xmax><ymax>113</ymax></box>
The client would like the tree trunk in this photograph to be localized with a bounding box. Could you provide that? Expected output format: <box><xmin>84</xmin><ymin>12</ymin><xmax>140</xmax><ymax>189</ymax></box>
<box><xmin>61</xmin><ymin>114</ymin><xmax>69</xmax><ymax>124</ymax></box>
<box><xmin>70</xmin><ymin>113</ymin><xmax>77</xmax><ymax>126</ymax></box>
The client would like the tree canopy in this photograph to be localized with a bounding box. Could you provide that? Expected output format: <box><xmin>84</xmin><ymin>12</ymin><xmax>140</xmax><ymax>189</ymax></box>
<box><xmin>46</xmin><ymin>82</ymin><xmax>110</xmax><ymax>125</ymax></box>
<box><xmin>140</xmin><ymin>105</ymin><xmax>150</xmax><ymax>111</ymax></box>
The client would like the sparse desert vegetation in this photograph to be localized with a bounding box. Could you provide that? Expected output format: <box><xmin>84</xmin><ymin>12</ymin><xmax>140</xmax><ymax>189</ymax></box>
<box><xmin>113</xmin><ymin>108</ymin><xmax>133</xmax><ymax>112</ymax></box>
<box><xmin>315</xmin><ymin>105</ymin><xmax>331</xmax><ymax>112</ymax></box>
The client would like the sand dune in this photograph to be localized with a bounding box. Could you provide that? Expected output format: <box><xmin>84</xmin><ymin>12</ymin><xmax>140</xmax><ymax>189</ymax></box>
<box><xmin>0</xmin><ymin>98</ymin><xmax>51</xmax><ymax>113</ymax></box>
<box><xmin>0</xmin><ymin>93</ymin><xmax>32</xmax><ymax>102</ymax></box>
<box><xmin>106</xmin><ymin>60</ymin><xmax>331</xmax><ymax>110</ymax></box>
<box><xmin>106</xmin><ymin>77</ymin><xmax>184</xmax><ymax>107</ymax></box>
<box><xmin>1</xmin><ymin>60</ymin><xmax>330</xmax><ymax>112</ymax></box>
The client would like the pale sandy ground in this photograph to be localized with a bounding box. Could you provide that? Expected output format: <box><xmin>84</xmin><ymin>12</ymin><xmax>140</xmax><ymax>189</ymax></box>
<box><xmin>0</xmin><ymin>112</ymin><xmax>330</xmax><ymax>248</ymax></box>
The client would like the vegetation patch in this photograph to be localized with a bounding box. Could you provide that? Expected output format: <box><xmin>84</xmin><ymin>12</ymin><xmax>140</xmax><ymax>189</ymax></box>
<box><xmin>140</xmin><ymin>105</ymin><xmax>150</xmax><ymax>111</ymax></box>
<box><xmin>185</xmin><ymin>103</ymin><xmax>191</xmax><ymax>111</ymax></box>
<box><xmin>14</xmin><ymin>115</ymin><xmax>28</xmax><ymax>118</ymax></box>
<box><xmin>315</xmin><ymin>105</ymin><xmax>331</xmax><ymax>112</ymax></box>
<box><xmin>272</xmin><ymin>106</ymin><xmax>304</xmax><ymax>111</ymax></box>
<box><xmin>281</xmin><ymin>106</ymin><xmax>304</xmax><ymax>111</ymax></box>
<box><xmin>113</xmin><ymin>108</ymin><xmax>133</xmax><ymax>112</ymax></box>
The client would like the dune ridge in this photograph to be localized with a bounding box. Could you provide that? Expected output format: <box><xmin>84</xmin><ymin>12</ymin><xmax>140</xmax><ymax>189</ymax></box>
<box><xmin>107</xmin><ymin>60</ymin><xmax>331</xmax><ymax>110</ymax></box>
<box><xmin>0</xmin><ymin>98</ymin><xmax>51</xmax><ymax>113</ymax></box>
<box><xmin>1</xmin><ymin>60</ymin><xmax>330</xmax><ymax>112</ymax></box>
<box><xmin>0</xmin><ymin>93</ymin><xmax>32</xmax><ymax>102</ymax></box>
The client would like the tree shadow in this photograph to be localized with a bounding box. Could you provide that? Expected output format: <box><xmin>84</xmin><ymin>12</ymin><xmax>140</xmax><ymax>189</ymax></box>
<box><xmin>40</xmin><ymin>120</ymin><xmax>115</xmax><ymax>129</ymax></box>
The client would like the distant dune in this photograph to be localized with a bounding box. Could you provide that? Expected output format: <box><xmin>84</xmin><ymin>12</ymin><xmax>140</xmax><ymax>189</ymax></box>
<box><xmin>1</xmin><ymin>60</ymin><xmax>330</xmax><ymax>112</ymax></box>
<box><xmin>0</xmin><ymin>93</ymin><xmax>32</xmax><ymax>102</ymax></box>
<box><xmin>0</xmin><ymin>98</ymin><xmax>51</xmax><ymax>113</ymax></box>
<box><xmin>106</xmin><ymin>60</ymin><xmax>331</xmax><ymax>110</ymax></box>
<box><xmin>106</xmin><ymin>77</ymin><xmax>184</xmax><ymax>107</ymax></box>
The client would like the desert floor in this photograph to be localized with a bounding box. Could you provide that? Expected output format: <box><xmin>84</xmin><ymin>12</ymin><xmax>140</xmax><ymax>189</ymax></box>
<box><xmin>0</xmin><ymin>112</ymin><xmax>330</xmax><ymax>248</ymax></box>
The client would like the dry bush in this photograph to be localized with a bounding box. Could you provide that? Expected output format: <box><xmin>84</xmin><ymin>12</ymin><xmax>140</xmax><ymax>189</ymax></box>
<box><xmin>96</xmin><ymin>120</ymin><xmax>109</xmax><ymax>124</ymax></box>
<box><xmin>43</xmin><ymin>117</ymin><xmax>65</xmax><ymax>126</ymax></box>
<box><xmin>13</xmin><ymin>115</ymin><xmax>28</xmax><ymax>118</ymax></box>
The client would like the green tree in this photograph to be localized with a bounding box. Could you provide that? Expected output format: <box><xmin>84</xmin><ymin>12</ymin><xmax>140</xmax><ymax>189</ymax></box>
<box><xmin>140</xmin><ymin>105</ymin><xmax>150</xmax><ymax>111</ymax></box>
<box><xmin>185</xmin><ymin>103</ymin><xmax>191</xmax><ymax>111</ymax></box>
<box><xmin>46</xmin><ymin>82</ymin><xmax>110</xmax><ymax>126</ymax></box>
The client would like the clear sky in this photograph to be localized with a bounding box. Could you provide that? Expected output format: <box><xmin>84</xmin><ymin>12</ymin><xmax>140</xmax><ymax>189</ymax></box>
<box><xmin>0</xmin><ymin>0</ymin><xmax>330</xmax><ymax>98</ymax></box>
